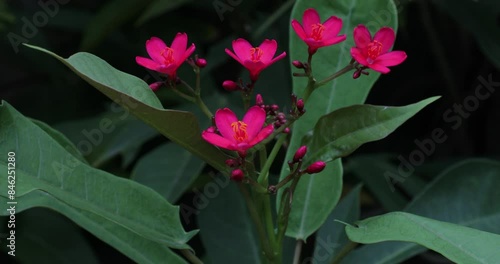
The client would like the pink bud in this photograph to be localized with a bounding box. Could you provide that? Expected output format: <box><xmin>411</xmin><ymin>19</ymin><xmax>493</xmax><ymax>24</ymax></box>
<box><xmin>195</xmin><ymin>58</ymin><xmax>207</xmax><ymax>68</ymax></box>
<box><xmin>271</xmin><ymin>104</ymin><xmax>279</xmax><ymax>112</ymax></box>
<box><xmin>206</xmin><ymin>126</ymin><xmax>216</xmax><ymax>133</ymax></box>
<box><xmin>231</xmin><ymin>169</ymin><xmax>244</xmax><ymax>181</ymax></box>
<box><xmin>293</xmin><ymin>146</ymin><xmax>307</xmax><ymax>163</ymax></box>
<box><xmin>256</xmin><ymin>94</ymin><xmax>264</xmax><ymax>106</ymax></box>
<box><xmin>222</xmin><ymin>80</ymin><xmax>239</xmax><ymax>91</ymax></box>
<box><xmin>283</xmin><ymin>127</ymin><xmax>290</xmax><ymax>134</ymax></box>
<box><xmin>305</xmin><ymin>161</ymin><xmax>326</xmax><ymax>174</ymax></box>
<box><xmin>353</xmin><ymin>70</ymin><xmax>361</xmax><ymax>79</ymax></box>
<box><xmin>292</xmin><ymin>60</ymin><xmax>304</xmax><ymax>69</ymax></box>
<box><xmin>296</xmin><ymin>99</ymin><xmax>304</xmax><ymax>112</ymax></box>
<box><xmin>149</xmin><ymin>81</ymin><xmax>163</xmax><ymax>91</ymax></box>
<box><xmin>225</xmin><ymin>159</ymin><xmax>237</xmax><ymax>167</ymax></box>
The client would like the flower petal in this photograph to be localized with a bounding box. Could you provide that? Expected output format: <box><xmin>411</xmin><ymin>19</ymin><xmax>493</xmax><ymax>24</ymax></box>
<box><xmin>353</xmin><ymin>24</ymin><xmax>372</xmax><ymax>49</ymax></box>
<box><xmin>302</xmin><ymin>8</ymin><xmax>321</xmax><ymax>35</ymax></box>
<box><xmin>225</xmin><ymin>48</ymin><xmax>244</xmax><ymax>65</ymax></box>
<box><xmin>179</xmin><ymin>43</ymin><xmax>196</xmax><ymax>65</ymax></box>
<box><xmin>368</xmin><ymin>63</ymin><xmax>391</xmax><ymax>74</ymax></box>
<box><xmin>321</xmin><ymin>35</ymin><xmax>347</xmax><ymax>46</ymax></box>
<box><xmin>350</xmin><ymin>47</ymin><xmax>369</xmax><ymax>66</ymax></box>
<box><xmin>202</xmin><ymin>131</ymin><xmax>236</xmax><ymax>150</ymax></box>
<box><xmin>374</xmin><ymin>27</ymin><xmax>395</xmax><ymax>54</ymax></box>
<box><xmin>171</xmin><ymin>32</ymin><xmax>188</xmax><ymax>62</ymax></box>
<box><xmin>268</xmin><ymin>51</ymin><xmax>287</xmax><ymax>66</ymax></box>
<box><xmin>322</xmin><ymin>16</ymin><xmax>343</xmax><ymax>40</ymax></box>
<box><xmin>146</xmin><ymin>37</ymin><xmax>167</xmax><ymax>63</ymax></box>
<box><xmin>232</xmin><ymin>38</ymin><xmax>253</xmax><ymax>60</ymax></box>
<box><xmin>248</xmin><ymin>124</ymin><xmax>274</xmax><ymax>147</ymax></box>
<box><xmin>242</xmin><ymin>106</ymin><xmax>266</xmax><ymax>140</ymax></box>
<box><xmin>291</xmin><ymin>20</ymin><xmax>307</xmax><ymax>40</ymax></box>
<box><xmin>215</xmin><ymin>108</ymin><xmax>238</xmax><ymax>142</ymax></box>
<box><xmin>258</xmin><ymin>39</ymin><xmax>277</xmax><ymax>63</ymax></box>
<box><xmin>374</xmin><ymin>51</ymin><xmax>407</xmax><ymax>66</ymax></box>
<box><xmin>136</xmin><ymin>56</ymin><xmax>162</xmax><ymax>72</ymax></box>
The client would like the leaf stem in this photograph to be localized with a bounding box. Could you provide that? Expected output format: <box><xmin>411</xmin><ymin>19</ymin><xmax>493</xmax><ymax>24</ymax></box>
<box><xmin>292</xmin><ymin>240</ymin><xmax>303</xmax><ymax>264</ymax></box>
<box><xmin>314</xmin><ymin>64</ymin><xmax>355</xmax><ymax>88</ymax></box>
<box><xmin>180</xmin><ymin>249</ymin><xmax>203</xmax><ymax>264</ymax></box>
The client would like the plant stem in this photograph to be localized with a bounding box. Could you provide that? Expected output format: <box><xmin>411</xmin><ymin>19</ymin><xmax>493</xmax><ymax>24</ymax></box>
<box><xmin>172</xmin><ymin>88</ymin><xmax>195</xmax><ymax>103</ymax></box>
<box><xmin>292</xmin><ymin>240</ymin><xmax>303</xmax><ymax>264</ymax></box>
<box><xmin>330</xmin><ymin>241</ymin><xmax>358</xmax><ymax>264</ymax></box>
<box><xmin>238</xmin><ymin>183</ymin><xmax>274</xmax><ymax>260</ymax></box>
<box><xmin>180</xmin><ymin>249</ymin><xmax>203</xmax><ymax>264</ymax></box>
<box><xmin>314</xmin><ymin>64</ymin><xmax>355</xmax><ymax>88</ymax></box>
<box><xmin>258</xmin><ymin>134</ymin><xmax>287</xmax><ymax>184</ymax></box>
<box><xmin>195</xmin><ymin>95</ymin><xmax>213</xmax><ymax>119</ymax></box>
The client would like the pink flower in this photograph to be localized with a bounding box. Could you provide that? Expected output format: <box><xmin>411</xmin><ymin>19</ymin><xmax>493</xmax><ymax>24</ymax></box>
<box><xmin>202</xmin><ymin>106</ymin><xmax>274</xmax><ymax>156</ymax></box>
<box><xmin>136</xmin><ymin>33</ymin><xmax>195</xmax><ymax>80</ymax></box>
<box><xmin>225</xmin><ymin>39</ymin><xmax>286</xmax><ymax>82</ymax></box>
<box><xmin>291</xmin><ymin>8</ymin><xmax>346</xmax><ymax>54</ymax></box>
<box><xmin>350</xmin><ymin>25</ymin><xmax>407</xmax><ymax>74</ymax></box>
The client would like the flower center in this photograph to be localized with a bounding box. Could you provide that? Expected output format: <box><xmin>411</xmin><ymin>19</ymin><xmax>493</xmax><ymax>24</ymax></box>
<box><xmin>231</xmin><ymin>121</ymin><xmax>248</xmax><ymax>142</ymax></box>
<box><xmin>250</xmin><ymin>47</ymin><xmax>263</xmax><ymax>62</ymax></box>
<box><xmin>367</xmin><ymin>40</ymin><xmax>383</xmax><ymax>61</ymax></box>
<box><xmin>161</xmin><ymin>47</ymin><xmax>175</xmax><ymax>64</ymax></box>
<box><xmin>310</xmin><ymin>23</ymin><xmax>325</xmax><ymax>41</ymax></box>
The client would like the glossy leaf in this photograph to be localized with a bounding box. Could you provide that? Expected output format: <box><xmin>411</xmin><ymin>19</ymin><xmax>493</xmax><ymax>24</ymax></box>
<box><xmin>344</xmin><ymin>159</ymin><xmax>500</xmax><ymax>263</ymax></box>
<box><xmin>24</xmin><ymin>44</ymin><xmax>228</xmax><ymax>174</ymax></box>
<box><xmin>0</xmin><ymin>101</ymin><xmax>195</xmax><ymax>250</ymax></box>
<box><xmin>132</xmin><ymin>143</ymin><xmax>205</xmax><ymax>203</ymax></box>
<box><xmin>346</xmin><ymin>212</ymin><xmax>500</xmax><ymax>264</ymax></box>
<box><xmin>197</xmin><ymin>182</ymin><xmax>261</xmax><ymax>264</ymax></box>
<box><xmin>305</xmin><ymin>97</ymin><xmax>440</xmax><ymax>165</ymax></box>
<box><xmin>280</xmin><ymin>0</ymin><xmax>399</xmax><ymax>239</ymax></box>
<box><xmin>313</xmin><ymin>185</ymin><xmax>362</xmax><ymax>264</ymax></box>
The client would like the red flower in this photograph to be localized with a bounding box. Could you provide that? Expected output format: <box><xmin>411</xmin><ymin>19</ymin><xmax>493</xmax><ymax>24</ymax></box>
<box><xmin>225</xmin><ymin>39</ymin><xmax>286</xmax><ymax>82</ymax></box>
<box><xmin>136</xmin><ymin>33</ymin><xmax>195</xmax><ymax>80</ymax></box>
<box><xmin>202</xmin><ymin>106</ymin><xmax>274</xmax><ymax>156</ymax></box>
<box><xmin>350</xmin><ymin>25</ymin><xmax>407</xmax><ymax>74</ymax></box>
<box><xmin>291</xmin><ymin>8</ymin><xmax>346</xmax><ymax>54</ymax></box>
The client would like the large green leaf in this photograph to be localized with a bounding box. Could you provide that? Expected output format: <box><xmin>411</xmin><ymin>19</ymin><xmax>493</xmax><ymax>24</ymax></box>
<box><xmin>346</xmin><ymin>212</ymin><xmax>500</xmax><ymax>264</ymax></box>
<box><xmin>313</xmin><ymin>185</ymin><xmax>362</xmax><ymax>264</ymax></box>
<box><xmin>0</xmin><ymin>101</ymin><xmax>195</xmax><ymax>250</ymax></box>
<box><xmin>24</xmin><ymin>44</ymin><xmax>228</xmax><ymax>174</ymax></box>
<box><xmin>305</xmin><ymin>97</ymin><xmax>439</xmax><ymax>165</ymax></box>
<box><xmin>280</xmin><ymin>0</ymin><xmax>398</xmax><ymax>240</ymax></box>
<box><xmin>343</xmin><ymin>159</ymin><xmax>500</xmax><ymax>263</ymax></box>
<box><xmin>132</xmin><ymin>143</ymin><xmax>205</xmax><ymax>203</ymax></box>
<box><xmin>197</xmin><ymin>183</ymin><xmax>261</xmax><ymax>264</ymax></box>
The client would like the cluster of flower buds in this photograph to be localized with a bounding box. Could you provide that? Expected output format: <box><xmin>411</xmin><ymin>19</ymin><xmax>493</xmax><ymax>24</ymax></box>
<box><xmin>290</xmin><ymin>94</ymin><xmax>306</xmax><ymax>118</ymax></box>
<box><xmin>255</xmin><ymin>94</ymin><xmax>290</xmax><ymax>133</ymax></box>
<box><xmin>225</xmin><ymin>159</ymin><xmax>245</xmax><ymax>181</ymax></box>
<box><xmin>289</xmin><ymin>145</ymin><xmax>326</xmax><ymax>175</ymax></box>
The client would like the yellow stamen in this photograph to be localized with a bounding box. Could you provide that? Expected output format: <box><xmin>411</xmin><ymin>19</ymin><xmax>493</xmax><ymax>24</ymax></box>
<box><xmin>231</xmin><ymin>121</ymin><xmax>248</xmax><ymax>142</ymax></box>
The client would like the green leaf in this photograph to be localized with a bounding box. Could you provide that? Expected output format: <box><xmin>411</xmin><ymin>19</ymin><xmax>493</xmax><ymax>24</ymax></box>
<box><xmin>135</xmin><ymin>0</ymin><xmax>193</xmax><ymax>26</ymax></box>
<box><xmin>0</xmin><ymin>101</ymin><xmax>195</xmax><ymax>250</ymax></box>
<box><xmin>305</xmin><ymin>97</ymin><xmax>440</xmax><ymax>165</ymax></box>
<box><xmin>280</xmin><ymin>0</ymin><xmax>399</xmax><ymax>239</ymax></box>
<box><xmin>197</xmin><ymin>182</ymin><xmax>261</xmax><ymax>264</ymax></box>
<box><xmin>55</xmin><ymin>111</ymin><xmax>158</xmax><ymax>168</ymax></box>
<box><xmin>80</xmin><ymin>0</ymin><xmax>152</xmax><ymax>50</ymax></box>
<box><xmin>343</xmin><ymin>159</ymin><xmax>500</xmax><ymax>264</ymax></box>
<box><xmin>132</xmin><ymin>143</ymin><xmax>205</xmax><ymax>203</ymax></box>
<box><xmin>0</xmin><ymin>193</ymin><xmax>186</xmax><ymax>264</ymax></box>
<box><xmin>346</xmin><ymin>212</ymin><xmax>500</xmax><ymax>264</ymax></box>
<box><xmin>313</xmin><ymin>184</ymin><xmax>362</xmax><ymax>264</ymax></box>
<box><xmin>3</xmin><ymin>208</ymin><xmax>99</xmax><ymax>264</ymax></box>
<box><xmin>24</xmin><ymin>44</ymin><xmax>228</xmax><ymax>174</ymax></box>
<box><xmin>432</xmin><ymin>0</ymin><xmax>500</xmax><ymax>69</ymax></box>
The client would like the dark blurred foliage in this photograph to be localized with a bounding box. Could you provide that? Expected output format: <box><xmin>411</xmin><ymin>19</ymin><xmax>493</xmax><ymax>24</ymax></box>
<box><xmin>1</xmin><ymin>0</ymin><xmax>499</xmax><ymax>263</ymax></box>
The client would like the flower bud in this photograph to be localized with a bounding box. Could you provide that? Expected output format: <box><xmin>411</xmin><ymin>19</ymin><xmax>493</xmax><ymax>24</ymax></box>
<box><xmin>256</xmin><ymin>94</ymin><xmax>264</xmax><ymax>106</ymax></box>
<box><xmin>195</xmin><ymin>58</ymin><xmax>207</xmax><ymax>68</ymax></box>
<box><xmin>296</xmin><ymin>99</ymin><xmax>304</xmax><ymax>112</ymax></box>
<box><xmin>149</xmin><ymin>81</ymin><xmax>163</xmax><ymax>91</ymax></box>
<box><xmin>305</xmin><ymin>161</ymin><xmax>326</xmax><ymax>174</ymax></box>
<box><xmin>225</xmin><ymin>159</ymin><xmax>238</xmax><ymax>167</ymax></box>
<box><xmin>222</xmin><ymin>80</ymin><xmax>239</xmax><ymax>91</ymax></box>
<box><xmin>353</xmin><ymin>70</ymin><xmax>361</xmax><ymax>79</ymax></box>
<box><xmin>283</xmin><ymin>127</ymin><xmax>290</xmax><ymax>134</ymax></box>
<box><xmin>231</xmin><ymin>169</ymin><xmax>244</xmax><ymax>181</ymax></box>
<box><xmin>292</xmin><ymin>60</ymin><xmax>304</xmax><ymax>69</ymax></box>
<box><xmin>271</xmin><ymin>104</ymin><xmax>279</xmax><ymax>112</ymax></box>
<box><xmin>293</xmin><ymin>146</ymin><xmax>307</xmax><ymax>163</ymax></box>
